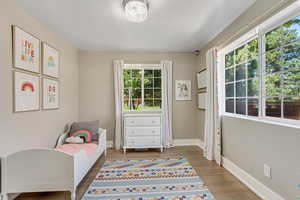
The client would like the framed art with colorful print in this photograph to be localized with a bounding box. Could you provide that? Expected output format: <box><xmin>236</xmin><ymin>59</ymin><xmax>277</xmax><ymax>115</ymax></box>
<box><xmin>12</xmin><ymin>26</ymin><xmax>40</xmax><ymax>73</ymax></box>
<box><xmin>42</xmin><ymin>42</ymin><xmax>59</xmax><ymax>78</ymax></box>
<box><xmin>14</xmin><ymin>71</ymin><xmax>40</xmax><ymax>112</ymax></box>
<box><xmin>42</xmin><ymin>78</ymin><xmax>59</xmax><ymax>110</ymax></box>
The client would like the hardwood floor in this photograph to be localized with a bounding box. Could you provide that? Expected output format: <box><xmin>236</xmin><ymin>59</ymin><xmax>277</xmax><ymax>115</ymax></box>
<box><xmin>16</xmin><ymin>146</ymin><xmax>261</xmax><ymax>200</ymax></box>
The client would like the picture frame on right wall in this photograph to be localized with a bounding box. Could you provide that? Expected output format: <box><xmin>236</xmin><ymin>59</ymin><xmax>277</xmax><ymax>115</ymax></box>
<box><xmin>42</xmin><ymin>42</ymin><xmax>59</xmax><ymax>78</ymax></box>
<box><xmin>197</xmin><ymin>68</ymin><xmax>207</xmax><ymax>89</ymax></box>
<box><xmin>42</xmin><ymin>78</ymin><xmax>59</xmax><ymax>110</ymax></box>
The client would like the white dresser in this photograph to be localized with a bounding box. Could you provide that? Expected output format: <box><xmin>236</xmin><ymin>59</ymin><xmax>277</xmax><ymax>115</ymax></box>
<box><xmin>123</xmin><ymin>114</ymin><xmax>163</xmax><ymax>153</ymax></box>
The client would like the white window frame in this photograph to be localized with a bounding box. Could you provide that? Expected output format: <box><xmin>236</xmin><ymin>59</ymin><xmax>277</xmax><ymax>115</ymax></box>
<box><xmin>122</xmin><ymin>63</ymin><xmax>163</xmax><ymax>113</ymax></box>
<box><xmin>219</xmin><ymin>1</ymin><xmax>300</xmax><ymax>128</ymax></box>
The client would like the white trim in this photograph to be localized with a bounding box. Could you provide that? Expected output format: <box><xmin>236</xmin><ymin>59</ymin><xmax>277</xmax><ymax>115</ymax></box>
<box><xmin>173</xmin><ymin>139</ymin><xmax>204</xmax><ymax>149</ymax></box>
<box><xmin>222</xmin><ymin>157</ymin><xmax>286</xmax><ymax>200</ymax></box>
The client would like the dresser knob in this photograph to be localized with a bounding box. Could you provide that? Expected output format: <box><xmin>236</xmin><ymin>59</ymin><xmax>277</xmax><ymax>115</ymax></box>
<box><xmin>152</xmin><ymin>121</ymin><xmax>155</xmax><ymax>123</ymax></box>
<box><xmin>152</xmin><ymin>130</ymin><xmax>155</xmax><ymax>133</ymax></box>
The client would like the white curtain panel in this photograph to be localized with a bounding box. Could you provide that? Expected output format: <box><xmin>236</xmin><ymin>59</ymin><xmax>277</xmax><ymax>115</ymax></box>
<box><xmin>113</xmin><ymin>60</ymin><xmax>124</xmax><ymax>150</ymax></box>
<box><xmin>161</xmin><ymin>60</ymin><xmax>173</xmax><ymax>147</ymax></box>
<box><xmin>204</xmin><ymin>49</ymin><xmax>222</xmax><ymax>165</ymax></box>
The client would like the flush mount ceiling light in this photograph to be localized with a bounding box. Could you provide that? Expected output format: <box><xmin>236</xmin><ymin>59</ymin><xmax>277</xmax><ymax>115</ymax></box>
<box><xmin>123</xmin><ymin>0</ymin><xmax>149</xmax><ymax>23</ymax></box>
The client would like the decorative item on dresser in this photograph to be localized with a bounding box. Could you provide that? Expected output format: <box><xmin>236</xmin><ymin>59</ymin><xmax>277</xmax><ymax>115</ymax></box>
<box><xmin>123</xmin><ymin>114</ymin><xmax>163</xmax><ymax>153</ymax></box>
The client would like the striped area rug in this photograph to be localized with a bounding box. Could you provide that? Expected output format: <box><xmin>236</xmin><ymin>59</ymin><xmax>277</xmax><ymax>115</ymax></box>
<box><xmin>82</xmin><ymin>157</ymin><xmax>215</xmax><ymax>200</ymax></box>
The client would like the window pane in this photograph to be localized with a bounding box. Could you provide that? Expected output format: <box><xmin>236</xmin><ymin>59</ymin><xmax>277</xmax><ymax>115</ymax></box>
<box><xmin>154</xmin><ymin>78</ymin><xmax>161</xmax><ymax>88</ymax></box>
<box><xmin>248</xmin><ymin>98</ymin><xmax>259</xmax><ymax>116</ymax></box>
<box><xmin>265</xmin><ymin>49</ymin><xmax>282</xmax><ymax>73</ymax></box>
<box><xmin>124</xmin><ymin>79</ymin><xmax>131</xmax><ymax>88</ymax></box>
<box><xmin>236</xmin><ymin>81</ymin><xmax>246</xmax><ymax>97</ymax></box>
<box><xmin>282</xmin><ymin>71</ymin><xmax>300</xmax><ymax>96</ymax></box>
<box><xmin>154</xmin><ymin>89</ymin><xmax>161</xmax><ymax>98</ymax></box>
<box><xmin>283</xmin><ymin>96</ymin><xmax>300</xmax><ymax>120</ymax></box>
<box><xmin>266</xmin><ymin>26</ymin><xmax>283</xmax><ymax>51</ymax></box>
<box><xmin>144</xmin><ymin>89</ymin><xmax>154</xmax><ymax>99</ymax></box>
<box><xmin>235</xmin><ymin>45</ymin><xmax>247</xmax><ymax>64</ymax></box>
<box><xmin>132</xmin><ymin>69</ymin><xmax>141</xmax><ymax>78</ymax></box>
<box><xmin>236</xmin><ymin>63</ymin><xmax>246</xmax><ymax>81</ymax></box>
<box><xmin>132</xmin><ymin>99</ymin><xmax>142</xmax><ymax>110</ymax></box>
<box><xmin>248</xmin><ymin>79</ymin><xmax>259</xmax><ymax>97</ymax></box>
<box><xmin>154</xmin><ymin>100</ymin><xmax>162</xmax><ymax>109</ymax></box>
<box><xmin>282</xmin><ymin>16</ymin><xmax>300</xmax><ymax>45</ymax></box>
<box><xmin>247</xmin><ymin>39</ymin><xmax>258</xmax><ymax>60</ymax></box>
<box><xmin>144</xmin><ymin>77</ymin><xmax>154</xmax><ymax>88</ymax></box>
<box><xmin>226</xmin><ymin>83</ymin><xmax>234</xmax><ymax>97</ymax></box>
<box><xmin>124</xmin><ymin>99</ymin><xmax>130</xmax><ymax>110</ymax></box>
<box><xmin>154</xmin><ymin>70</ymin><xmax>161</xmax><ymax>77</ymax></box>
<box><xmin>132</xmin><ymin>78</ymin><xmax>141</xmax><ymax>88</ymax></box>
<box><xmin>266</xmin><ymin>97</ymin><xmax>281</xmax><ymax>118</ymax></box>
<box><xmin>123</xmin><ymin>69</ymin><xmax>131</xmax><ymax>77</ymax></box>
<box><xmin>225</xmin><ymin>98</ymin><xmax>235</xmax><ymax>113</ymax></box>
<box><xmin>144</xmin><ymin>69</ymin><xmax>153</xmax><ymax>77</ymax></box>
<box><xmin>265</xmin><ymin>73</ymin><xmax>281</xmax><ymax>96</ymax></box>
<box><xmin>236</xmin><ymin>98</ymin><xmax>246</xmax><ymax>115</ymax></box>
<box><xmin>248</xmin><ymin>59</ymin><xmax>258</xmax><ymax>78</ymax></box>
<box><xmin>225</xmin><ymin>67</ymin><xmax>234</xmax><ymax>82</ymax></box>
<box><xmin>144</xmin><ymin>99</ymin><xmax>154</xmax><ymax>108</ymax></box>
<box><xmin>132</xmin><ymin>89</ymin><xmax>141</xmax><ymax>98</ymax></box>
<box><xmin>282</xmin><ymin>41</ymin><xmax>300</xmax><ymax>71</ymax></box>
<box><xmin>124</xmin><ymin>89</ymin><xmax>129</xmax><ymax>99</ymax></box>
<box><xmin>225</xmin><ymin>51</ymin><xmax>234</xmax><ymax>68</ymax></box>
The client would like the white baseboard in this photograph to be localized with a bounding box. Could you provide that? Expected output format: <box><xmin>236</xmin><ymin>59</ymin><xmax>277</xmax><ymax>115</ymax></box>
<box><xmin>222</xmin><ymin>157</ymin><xmax>285</xmax><ymax>200</ymax></box>
<box><xmin>173</xmin><ymin>139</ymin><xmax>204</xmax><ymax>150</ymax></box>
<box><xmin>107</xmin><ymin>139</ymin><xmax>205</xmax><ymax>150</ymax></box>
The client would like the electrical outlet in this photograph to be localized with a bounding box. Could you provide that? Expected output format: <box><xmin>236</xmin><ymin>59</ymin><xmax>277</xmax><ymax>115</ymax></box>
<box><xmin>264</xmin><ymin>164</ymin><xmax>271</xmax><ymax>178</ymax></box>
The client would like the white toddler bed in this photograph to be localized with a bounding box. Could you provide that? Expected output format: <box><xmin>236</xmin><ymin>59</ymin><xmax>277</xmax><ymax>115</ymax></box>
<box><xmin>1</xmin><ymin>128</ymin><xmax>107</xmax><ymax>200</ymax></box>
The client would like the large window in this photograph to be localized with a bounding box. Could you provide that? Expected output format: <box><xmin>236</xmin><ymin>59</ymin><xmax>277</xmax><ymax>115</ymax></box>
<box><xmin>223</xmin><ymin>10</ymin><xmax>300</xmax><ymax>122</ymax></box>
<box><xmin>123</xmin><ymin>65</ymin><xmax>162</xmax><ymax>111</ymax></box>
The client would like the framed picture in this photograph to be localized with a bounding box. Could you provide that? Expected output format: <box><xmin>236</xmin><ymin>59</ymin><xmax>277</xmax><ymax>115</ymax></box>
<box><xmin>12</xmin><ymin>25</ymin><xmax>40</xmax><ymax>73</ymax></box>
<box><xmin>14</xmin><ymin>71</ymin><xmax>40</xmax><ymax>112</ymax></box>
<box><xmin>42</xmin><ymin>42</ymin><xmax>59</xmax><ymax>78</ymax></box>
<box><xmin>175</xmin><ymin>80</ymin><xmax>192</xmax><ymax>101</ymax></box>
<box><xmin>42</xmin><ymin>78</ymin><xmax>59</xmax><ymax>110</ymax></box>
<box><xmin>197</xmin><ymin>69</ymin><xmax>207</xmax><ymax>89</ymax></box>
<box><xmin>198</xmin><ymin>92</ymin><xmax>206</xmax><ymax>110</ymax></box>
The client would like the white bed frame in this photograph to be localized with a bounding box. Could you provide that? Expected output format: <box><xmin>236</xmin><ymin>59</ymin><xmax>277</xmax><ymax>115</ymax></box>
<box><xmin>1</xmin><ymin>128</ymin><xmax>107</xmax><ymax>200</ymax></box>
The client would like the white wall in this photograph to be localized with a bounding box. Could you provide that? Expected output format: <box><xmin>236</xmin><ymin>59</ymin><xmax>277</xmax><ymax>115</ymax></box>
<box><xmin>79</xmin><ymin>51</ymin><xmax>199</xmax><ymax>141</ymax></box>
<box><xmin>0</xmin><ymin>0</ymin><xmax>79</xmax><ymax>156</ymax></box>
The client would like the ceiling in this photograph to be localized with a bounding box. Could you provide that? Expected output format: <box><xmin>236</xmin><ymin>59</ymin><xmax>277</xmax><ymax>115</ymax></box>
<box><xmin>15</xmin><ymin>0</ymin><xmax>256</xmax><ymax>52</ymax></box>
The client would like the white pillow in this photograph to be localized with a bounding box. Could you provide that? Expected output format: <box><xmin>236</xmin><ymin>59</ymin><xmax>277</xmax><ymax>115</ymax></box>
<box><xmin>65</xmin><ymin>136</ymin><xmax>84</xmax><ymax>144</ymax></box>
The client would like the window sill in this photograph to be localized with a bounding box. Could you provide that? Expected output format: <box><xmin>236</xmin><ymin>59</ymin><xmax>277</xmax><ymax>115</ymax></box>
<box><xmin>221</xmin><ymin>113</ymin><xmax>300</xmax><ymax>130</ymax></box>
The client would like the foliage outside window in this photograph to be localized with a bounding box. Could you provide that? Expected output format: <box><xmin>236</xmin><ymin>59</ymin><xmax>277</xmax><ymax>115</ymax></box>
<box><xmin>224</xmin><ymin>15</ymin><xmax>300</xmax><ymax>121</ymax></box>
<box><xmin>123</xmin><ymin>66</ymin><xmax>162</xmax><ymax>111</ymax></box>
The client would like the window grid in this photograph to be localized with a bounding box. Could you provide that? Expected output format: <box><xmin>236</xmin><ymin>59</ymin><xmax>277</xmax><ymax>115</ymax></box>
<box><xmin>123</xmin><ymin>66</ymin><xmax>162</xmax><ymax>111</ymax></box>
<box><xmin>225</xmin><ymin>39</ymin><xmax>259</xmax><ymax>116</ymax></box>
<box><xmin>224</xmin><ymin>13</ymin><xmax>300</xmax><ymax>121</ymax></box>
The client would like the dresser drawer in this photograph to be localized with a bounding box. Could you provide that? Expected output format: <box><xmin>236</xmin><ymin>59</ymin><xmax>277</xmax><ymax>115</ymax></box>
<box><xmin>125</xmin><ymin>127</ymin><xmax>161</xmax><ymax>136</ymax></box>
<box><xmin>125</xmin><ymin>117</ymin><xmax>161</xmax><ymax>127</ymax></box>
<box><xmin>126</xmin><ymin>136</ymin><xmax>161</xmax><ymax>147</ymax></box>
